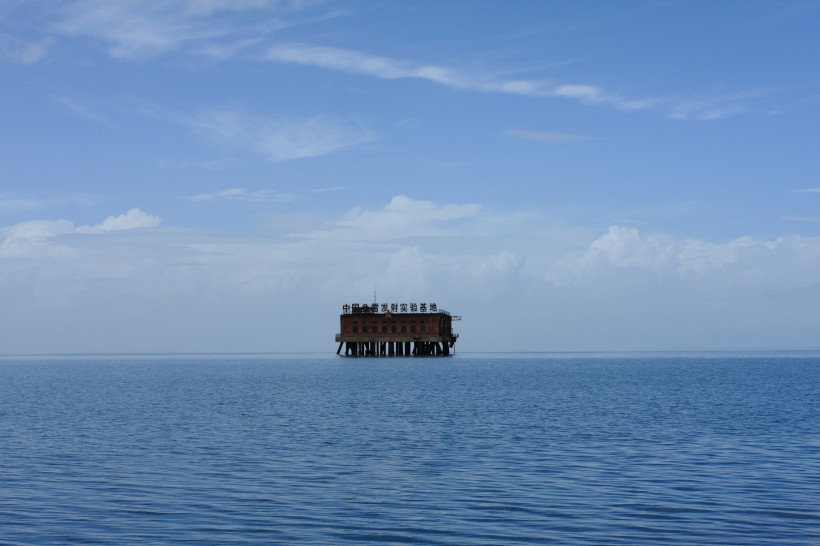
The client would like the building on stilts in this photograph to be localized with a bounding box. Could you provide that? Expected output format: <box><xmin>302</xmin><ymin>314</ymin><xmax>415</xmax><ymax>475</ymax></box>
<box><xmin>336</xmin><ymin>302</ymin><xmax>459</xmax><ymax>357</ymax></box>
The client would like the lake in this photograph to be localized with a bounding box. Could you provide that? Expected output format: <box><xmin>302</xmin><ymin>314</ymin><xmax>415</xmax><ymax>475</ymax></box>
<box><xmin>1</xmin><ymin>353</ymin><xmax>818</xmax><ymax>544</ymax></box>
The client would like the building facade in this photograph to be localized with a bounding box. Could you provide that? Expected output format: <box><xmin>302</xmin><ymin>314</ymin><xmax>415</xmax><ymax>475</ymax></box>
<box><xmin>336</xmin><ymin>302</ymin><xmax>459</xmax><ymax>356</ymax></box>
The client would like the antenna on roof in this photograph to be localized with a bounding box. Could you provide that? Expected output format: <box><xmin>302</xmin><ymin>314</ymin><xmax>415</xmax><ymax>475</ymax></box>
<box><xmin>373</xmin><ymin>289</ymin><xmax>377</xmax><ymax>304</ymax></box>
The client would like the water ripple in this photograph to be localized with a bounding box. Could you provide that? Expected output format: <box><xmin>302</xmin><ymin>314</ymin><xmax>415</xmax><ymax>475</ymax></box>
<box><xmin>0</xmin><ymin>355</ymin><xmax>818</xmax><ymax>544</ymax></box>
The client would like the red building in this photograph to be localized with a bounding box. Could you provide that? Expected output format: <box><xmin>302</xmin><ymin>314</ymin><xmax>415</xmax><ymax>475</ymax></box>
<box><xmin>336</xmin><ymin>302</ymin><xmax>459</xmax><ymax>356</ymax></box>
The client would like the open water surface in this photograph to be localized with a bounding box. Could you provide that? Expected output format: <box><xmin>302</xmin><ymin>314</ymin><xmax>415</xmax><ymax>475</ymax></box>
<box><xmin>1</xmin><ymin>353</ymin><xmax>818</xmax><ymax>544</ymax></box>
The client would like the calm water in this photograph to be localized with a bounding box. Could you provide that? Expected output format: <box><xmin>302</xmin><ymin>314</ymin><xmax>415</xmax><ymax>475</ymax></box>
<box><xmin>1</xmin><ymin>353</ymin><xmax>818</xmax><ymax>545</ymax></box>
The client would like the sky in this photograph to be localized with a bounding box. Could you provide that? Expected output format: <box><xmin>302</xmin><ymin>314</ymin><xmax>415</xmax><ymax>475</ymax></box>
<box><xmin>1</xmin><ymin>0</ymin><xmax>820</xmax><ymax>353</ymax></box>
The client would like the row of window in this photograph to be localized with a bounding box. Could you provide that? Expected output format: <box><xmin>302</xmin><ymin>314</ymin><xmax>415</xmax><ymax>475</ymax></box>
<box><xmin>351</xmin><ymin>321</ymin><xmax>428</xmax><ymax>334</ymax></box>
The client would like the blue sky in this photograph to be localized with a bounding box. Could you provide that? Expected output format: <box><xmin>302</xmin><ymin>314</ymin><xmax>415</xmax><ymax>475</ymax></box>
<box><xmin>2</xmin><ymin>0</ymin><xmax>820</xmax><ymax>353</ymax></box>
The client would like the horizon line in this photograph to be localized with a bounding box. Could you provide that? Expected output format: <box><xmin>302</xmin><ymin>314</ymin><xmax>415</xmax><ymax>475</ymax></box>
<box><xmin>2</xmin><ymin>349</ymin><xmax>820</xmax><ymax>358</ymax></box>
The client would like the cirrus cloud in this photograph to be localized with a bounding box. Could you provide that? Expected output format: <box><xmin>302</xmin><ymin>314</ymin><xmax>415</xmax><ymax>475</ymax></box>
<box><xmin>0</xmin><ymin>34</ymin><xmax>54</xmax><ymax>64</ymax></box>
<box><xmin>52</xmin><ymin>0</ymin><xmax>292</xmax><ymax>60</ymax></box>
<box><xmin>141</xmin><ymin>103</ymin><xmax>376</xmax><ymax>162</ymax></box>
<box><xmin>504</xmin><ymin>129</ymin><xmax>592</xmax><ymax>143</ymax></box>
<box><xmin>265</xmin><ymin>43</ymin><xmax>654</xmax><ymax>111</ymax></box>
<box><xmin>185</xmin><ymin>187</ymin><xmax>298</xmax><ymax>203</ymax></box>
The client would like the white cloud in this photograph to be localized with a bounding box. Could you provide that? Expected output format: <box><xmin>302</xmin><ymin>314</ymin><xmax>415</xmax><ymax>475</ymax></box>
<box><xmin>3</xmin><ymin>220</ymin><xmax>76</xmax><ymax>241</ymax></box>
<box><xmin>469</xmin><ymin>250</ymin><xmax>525</xmax><ymax>279</ymax></box>
<box><xmin>311</xmin><ymin>186</ymin><xmax>346</xmax><ymax>194</ymax></box>
<box><xmin>548</xmin><ymin>225</ymin><xmax>820</xmax><ymax>282</ymax></box>
<box><xmin>265</xmin><ymin>43</ymin><xmax>654</xmax><ymax>112</ymax></box>
<box><xmin>784</xmin><ymin>215</ymin><xmax>820</xmax><ymax>223</ymax></box>
<box><xmin>185</xmin><ymin>187</ymin><xmax>298</xmax><ymax>203</ymax></box>
<box><xmin>3</xmin><ymin>199</ymin><xmax>820</xmax><ymax>352</ymax></box>
<box><xmin>312</xmin><ymin>195</ymin><xmax>482</xmax><ymax>241</ymax></box>
<box><xmin>37</xmin><ymin>4</ymin><xmax>771</xmax><ymax>121</ymax></box>
<box><xmin>668</xmin><ymin>101</ymin><xmax>745</xmax><ymax>121</ymax></box>
<box><xmin>184</xmin><ymin>0</ymin><xmax>281</xmax><ymax>16</ymax></box>
<box><xmin>0</xmin><ymin>220</ymin><xmax>76</xmax><ymax>258</ymax></box>
<box><xmin>0</xmin><ymin>193</ymin><xmax>98</xmax><ymax>213</ymax></box>
<box><xmin>174</xmin><ymin>108</ymin><xmax>376</xmax><ymax>162</ymax></box>
<box><xmin>504</xmin><ymin>129</ymin><xmax>591</xmax><ymax>143</ymax></box>
<box><xmin>1</xmin><ymin>208</ymin><xmax>160</xmax><ymax>257</ymax></box>
<box><xmin>17</xmin><ymin>4</ymin><xmax>774</xmax><ymax>122</ymax></box>
<box><xmin>54</xmin><ymin>2</ymin><xmax>213</xmax><ymax>60</ymax></box>
<box><xmin>666</xmin><ymin>88</ymin><xmax>776</xmax><ymax>121</ymax></box>
<box><xmin>0</xmin><ymin>34</ymin><xmax>54</xmax><ymax>64</ymax></box>
<box><xmin>55</xmin><ymin>96</ymin><xmax>112</xmax><ymax>126</ymax></box>
<box><xmin>194</xmin><ymin>36</ymin><xmax>265</xmax><ymax>60</ymax></box>
<box><xmin>250</xmin><ymin>115</ymin><xmax>374</xmax><ymax>162</ymax></box>
<box><xmin>264</xmin><ymin>43</ymin><xmax>783</xmax><ymax>120</ymax></box>
<box><xmin>0</xmin><ymin>197</ymin><xmax>42</xmax><ymax>213</ymax></box>
<box><xmin>382</xmin><ymin>246</ymin><xmax>433</xmax><ymax>297</ymax></box>
<box><xmin>793</xmin><ymin>188</ymin><xmax>820</xmax><ymax>194</ymax></box>
<box><xmin>155</xmin><ymin>157</ymin><xmax>240</xmax><ymax>170</ymax></box>
<box><xmin>78</xmin><ymin>208</ymin><xmax>161</xmax><ymax>233</ymax></box>
<box><xmin>552</xmin><ymin>226</ymin><xmax>678</xmax><ymax>275</ymax></box>
<box><xmin>51</xmin><ymin>0</ymin><xmax>301</xmax><ymax>60</ymax></box>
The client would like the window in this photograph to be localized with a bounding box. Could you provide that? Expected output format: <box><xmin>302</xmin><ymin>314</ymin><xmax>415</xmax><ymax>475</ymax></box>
<box><xmin>391</xmin><ymin>324</ymin><xmax>397</xmax><ymax>333</ymax></box>
<box><xmin>352</xmin><ymin>321</ymin><xmax>358</xmax><ymax>333</ymax></box>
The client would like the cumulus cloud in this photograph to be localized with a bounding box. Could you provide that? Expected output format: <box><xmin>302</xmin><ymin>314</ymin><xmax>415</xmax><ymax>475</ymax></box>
<box><xmin>548</xmin><ymin>225</ymin><xmax>820</xmax><ymax>283</ymax></box>
<box><xmin>1</xmin><ymin>208</ymin><xmax>160</xmax><ymax>257</ymax></box>
<box><xmin>4</xmin><ymin>198</ymin><xmax>820</xmax><ymax>353</ymax></box>
<box><xmin>469</xmin><ymin>251</ymin><xmax>525</xmax><ymax>279</ymax></box>
<box><xmin>78</xmin><ymin>208</ymin><xmax>161</xmax><ymax>233</ymax></box>
<box><xmin>382</xmin><ymin>246</ymin><xmax>433</xmax><ymax>297</ymax></box>
<box><xmin>0</xmin><ymin>220</ymin><xmax>76</xmax><ymax>258</ymax></box>
<box><xmin>311</xmin><ymin>195</ymin><xmax>482</xmax><ymax>241</ymax></box>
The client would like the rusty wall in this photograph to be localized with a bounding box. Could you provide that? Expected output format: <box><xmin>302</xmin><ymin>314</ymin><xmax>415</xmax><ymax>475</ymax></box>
<box><xmin>340</xmin><ymin>313</ymin><xmax>446</xmax><ymax>335</ymax></box>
